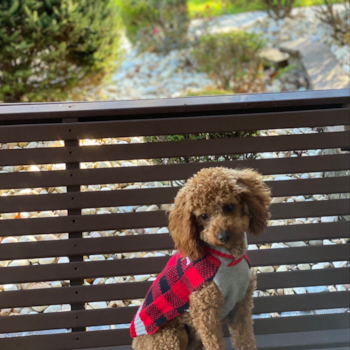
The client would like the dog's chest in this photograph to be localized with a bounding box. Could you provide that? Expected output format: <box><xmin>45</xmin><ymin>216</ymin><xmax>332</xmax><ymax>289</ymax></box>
<box><xmin>213</xmin><ymin>257</ymin><xmax>250</xmax><ymax>319</ymax></box>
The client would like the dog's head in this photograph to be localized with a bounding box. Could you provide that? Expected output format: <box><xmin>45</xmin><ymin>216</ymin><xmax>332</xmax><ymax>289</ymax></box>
<box><xmin>169</xmin><ymin>167</ymin><xmax>271</xmax><ymax>261</ymax></box>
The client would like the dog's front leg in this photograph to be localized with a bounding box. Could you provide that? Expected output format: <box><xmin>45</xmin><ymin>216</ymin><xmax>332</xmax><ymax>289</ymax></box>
<box><xmin>189</xmin><ymin>281</ymin><xmax>226</xmax><ymax>350</ymax></box>
<box><xmin>227</xmin><ymin>272</ymin><xmax>257</xmax><ymax>350</ymax></box>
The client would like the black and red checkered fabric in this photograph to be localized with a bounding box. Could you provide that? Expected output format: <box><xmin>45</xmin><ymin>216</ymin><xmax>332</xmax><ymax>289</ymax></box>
<box><xmin>130</xmin><ymin>251</ymin><xmax>221</xmax><ymax>337</ymax></box>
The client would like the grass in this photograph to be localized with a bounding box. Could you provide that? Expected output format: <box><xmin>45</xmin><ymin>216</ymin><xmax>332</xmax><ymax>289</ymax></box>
<box><xmin>188</xmin><ymin>0</ymin><xmax>337</xmax><ymax>17</ymax></box>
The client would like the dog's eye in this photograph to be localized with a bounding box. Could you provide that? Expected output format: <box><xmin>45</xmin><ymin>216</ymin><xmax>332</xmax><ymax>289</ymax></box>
<box><xmin>201</xmin><ymin>214</ymin><xmax>209</xmax><ymax>221</ymax></box>
<box><xmin>224</xmin><ymin>204</ymin><xmax>235</xmax><ymax>213</ymax></box>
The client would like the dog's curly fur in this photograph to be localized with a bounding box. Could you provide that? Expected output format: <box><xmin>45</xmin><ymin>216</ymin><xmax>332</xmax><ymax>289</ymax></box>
<box><xmin>132</xmin><ymin>167</ymin><xmax>271</xmax><ymax>350</ymax></box>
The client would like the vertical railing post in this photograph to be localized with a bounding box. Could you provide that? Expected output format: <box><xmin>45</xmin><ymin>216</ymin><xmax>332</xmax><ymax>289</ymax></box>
<box><xmin>63</xmin><ymin>117</ymin><xmax>85</xmax><ymax>333</ymax></box>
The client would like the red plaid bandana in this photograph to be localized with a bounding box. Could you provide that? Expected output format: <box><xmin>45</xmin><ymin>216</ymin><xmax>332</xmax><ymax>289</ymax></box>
<box><xmin>130</xmin><ymin>248</ymin><xmax>250</xmax><ymax>338</ymax></box>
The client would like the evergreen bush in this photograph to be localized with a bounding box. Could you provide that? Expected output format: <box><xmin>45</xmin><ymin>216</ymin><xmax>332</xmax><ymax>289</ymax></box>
<box><xmin>0</xmin><ymin>0</ymin><xmax>122</xmax><ymax>103</ymax></box>
<box><xmin>119</xmin><ymin>0</ymin><xmax>190</xmax><ymax>54</ymax></box>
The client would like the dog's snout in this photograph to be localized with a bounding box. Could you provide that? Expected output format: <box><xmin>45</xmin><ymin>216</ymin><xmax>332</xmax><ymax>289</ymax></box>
<box><xmin>218</xmin><ymin>230</ymin><xmax>231</xmax><ymax>243</ymax></box>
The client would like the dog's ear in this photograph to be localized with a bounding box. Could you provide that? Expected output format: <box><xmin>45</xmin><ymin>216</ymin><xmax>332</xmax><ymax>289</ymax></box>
<box><xmin>168</xmin><ymin>188</ymin><xmax>204</xmax><ymax>261</ymax></box>
<box><xmin>236</xmin><ymin>169</ymin><xmax>272</xmax><ymax>236</ymax></box>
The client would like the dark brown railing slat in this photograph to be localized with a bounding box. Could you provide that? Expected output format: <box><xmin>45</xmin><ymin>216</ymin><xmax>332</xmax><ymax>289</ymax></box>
<box><xmin>0</xmin><ymin>199</ymin><xmax>348</xmax><ymax>237</ymax></box>
<box><xmin>1</xmin><ymin>154</ymin><xmax>348</xmax><ymax>190</ymax></box>
<box><xmin>1</xmin><ymin>268</ymin><xmax>348</xmax><ymax>309</ymax></box>
<box><xmin>1</xmin><ymin>176</ymin><xmax>349</xmax><ymax>213</ymax></box>
<box><xmin>1</xmin><ymin>291</ymin><xmax>348</xmax><ymax>334</ymax></box>
<box><xmin>1</xmin><ymin>131</ymin><xmax>349</xmax><ymax>166</ymax></box>
<box><xmin>0</xmin><ymin>314</ymin><xmax>348</xmax><ymax>350</ymax></box>
<box><xmin>0</xmin><ymin>108</ymin><xmax>349</xmax><ymax>143</ymax></box>
<box><xmin>0</xmin><ymin>245</ymin><xmax>348</xmax><ymax>285</ymax></box>
<box><xmin>0</xmin><ymin>222</ymin><xmax>348</xmax><ymax>261</ymax></box>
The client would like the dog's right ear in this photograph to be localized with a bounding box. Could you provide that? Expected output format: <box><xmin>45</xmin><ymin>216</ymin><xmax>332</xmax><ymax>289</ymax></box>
<box><xmin>168</xmin><ymin>188</ymin><xmax>204</xmax><ymax>261</ymax></box>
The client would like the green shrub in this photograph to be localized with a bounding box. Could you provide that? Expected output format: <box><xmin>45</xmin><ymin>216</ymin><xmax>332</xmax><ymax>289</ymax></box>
<box><xmin>316</xmin><ymin>0</ymin><xmax>350</xmax><ymax>45</ymax></box>
<box><xmin>145</xmin><ymin>131</ymin><xmax>259</xmax><ymax>165</ymax></box>
<box><xmin>192</xmin><ymin>31</ymin><xmax>266</xmax><ymax>93</ymax></box>
<box><xmin>0</xmin><ymin>0</ymin><xmax>122</xmax><ymax>103</ymax></box>
<box><xmin>119</xmin><ymin>0</ymin><xmax>190</xmax><ymax>54</ymax></box>
<box><xmin>146</xmin><ymin>87</ymin><xmax>259</xmax><ymax>165</ymax></box>
<box><xmin>260</xmin><ymin>0</ymin><xmax>296</xmax><ymax>19</ymax></box>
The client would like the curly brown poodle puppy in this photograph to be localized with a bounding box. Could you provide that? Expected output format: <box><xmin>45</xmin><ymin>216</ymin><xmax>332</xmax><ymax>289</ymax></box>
<box><xmin>131</xmin><ymin>167</ymin><xmax>271</xmax><ymax>350</ymax></box>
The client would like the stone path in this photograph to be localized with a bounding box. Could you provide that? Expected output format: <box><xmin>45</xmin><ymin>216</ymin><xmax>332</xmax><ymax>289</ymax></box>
<box><xmin>280</xmin><ymin>37</ymin><xmax>350</xmax><ymax>90</ymax></box>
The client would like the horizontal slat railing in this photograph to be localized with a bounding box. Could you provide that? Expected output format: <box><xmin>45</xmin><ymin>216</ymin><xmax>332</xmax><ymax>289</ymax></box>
<box><xmin>1</xmin><ymin>176</ymin><xmax>349</xmax><ymax>213</ymax></box>
<box><xmin>1</xmin><ymin>222</ymin><xmax>348</xmax><ymax>261</ymax></box>
<box><xmin>1</xmin><ymin>291</ymin><xmax>348</xmax><ymax>334</ymax></box>
<box><xmin>0</xmin><ymin>108</ymin><xmax>349</xmax><ymax>143</ymax></box>
<box><xmin>1</xmin><ymin>268</ymin><xmax>349</xmax><ymax>309</ymax></box>
<box><xmin>0</xmin><ymin>314</ymin><xmax>348</xmax><ymax>350</ymax></box>
<box><xmin>1</xmin><ymin>91</ymin><xmax>349</xmax><ymax>350</ymax></box>
<box><xmin>1</xmin><ymin>131</ymin><xmax>350</xmax><ymax>166</ymax></box>
<box><xmin>1</xmin><ymin>154</ymin><xmax>349</xmax><ymax>190</ymax></box>
<box><xmin>0</xmin><ymin>199</ymin><xmax>349</xmax><ymax>236</ymax></box>
<box><xmin>1</xmin><ymin>245</ymin><xmax>349</xmax><ymax>284</ymax></box>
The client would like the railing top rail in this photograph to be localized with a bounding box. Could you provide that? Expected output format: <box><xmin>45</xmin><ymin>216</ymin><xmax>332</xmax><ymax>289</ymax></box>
<box><xmin>0</xmin><ymin>89</ymin><xmax>349</xmax><ymax>121</ymax></box>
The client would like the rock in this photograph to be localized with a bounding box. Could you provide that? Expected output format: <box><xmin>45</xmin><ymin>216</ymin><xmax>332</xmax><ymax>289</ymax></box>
<box><xmin>274</xmin><ymin>175</ymin><xmax>293</xmax><ymax>181</ymax></box>
<box><xmin>58</xmin><ymin>257</ymin><xmax>69</xmax><ymax>264</ymax></box>
<box><xmin>284</xmin><ymin>288</ymin><xmax>294</xmax><ymax>295</ymax></box>
<box><xmin>1</xmin><ymin>308</ymin><xmax>12</xmax><ymax>316</ymax></box>
<box><xmin>271</xmin><ymin>197</ymin><xmax>285</xmax><ymax>203</ymax></box>
<box><xmin>157</xmin><ymin>227</ymin><xmax>169</xmax><ymax>234</ymax></box>
<box><xmin>90</xmin><ymin>255</ymin><xmax>106</xmax><ymax>261</ymax></box>
<box><xmin>146</xmin><ymin>205</ymin><xmax>159</xmax><ymax>212</ymax></box>
<box><xmin>136</xmin><ymin>206</ymin><xmax>148</xmax><ymax>212</ymax></box>
<box><xmin>44</xmin><ymin>305</ymin><xmax>62</xmax><ymax>313</ymax></box>
<box><xmin>258</xmin><ymin>266</ymin><xmax>274</xmax><ymax>273</ymax></box>
<box><xmin>309</xmin><ymin>240</ymin><xmax>322</xmax><ymax>246</ymax></box>
<box><xmin>42</xmin><ymin>234</ymin><xmax>58</xmax><ymax>241</ymax></box>
<box><xmin>277</xmin><ymin>265</ymin><xmax>288</xmax><ymax>272</ymax></box>
<box><xmin>333</xmin><ymin>261</ymin><xmax>347</xmax><ymax>268</ymax></box>
<box><xmin>1</xmin><ymin>237</ymin><xmax>18</xmax><ymax>244</ymax></box>
<box><xmin>4</xmin><ymin>284</ymin><xmax>18</xmax><ymax>291</ymax></box>
<box><xmin>19</xmin><ymin>236</ymin><xmax>37</xmax><ymax>243</ymax></box>
<box><xmin>89</xmin><ymin>301</ymin><xmax>108</xmax><ymax>309</ymax></box>
<box><xmin>323</xmin><ymin>239</ymin><xmax>335</xmax><ymax>245</ymax></box>
<box><xmin>306</xmin><ymin>286</ymin><xmax>328</xmax><ymax>293</ymax></box>
<box><xmin>38</xmin><ymin>211</ymin><xmax>54</xmax><ymax>218</ymax></box>
<box><xmin>95</xmin><ymin>161</ymin><xmax>112</xmax><ymax>168</ymax></box>
<box><xmin>248</xmin><ymin>244</ymin><xmax>259</xmax><ymax>250</ymax></box>
<box><xmin>1</xmin><ymin>213</ymin><xmax>17</xmax><ymax>220</ymax></box>
<box><xmin>39</xmin><ymin>257</ymin><xmax>56</xmax><ymax>265</ymax></box>
<box><xmin>0</xmin><ymin>260</ymin><xmax>10</xmax><ymax>267</ymax></box>
<box><xmin>20</xmin><ymin>212</ymin><xmax>31</xmax><ymax>219</ymax></box>
<box><xmin>298</xmin><ymin>264</ymin><xmax>310</xmax><ymax>270</ymax></box>
<box><xmin>321</xmin><ymin>216</ymin><xmax>338</xmax><ymax>223</ymax></box>
<box><xmin>271</xmin><ymin>243</ymin><xmax>284</xmax><ymax>249</ymax></box>
<box><xmin>312</xmin><ymin>263</ymin><xmax>325</xmax><ymax>270</ymax></box>
<box><xmin>293</xmin><ymin>287</ymin><xmax>306</xmax><ymax>294</ymax></box>
<box><xmin>9</xmin><ymin>259</ymin><xmax>30</xmax><ymax>267</ymax></box>
<box><xmin>51</xmin><ymin>281</ymin><xmax>62</xmax><ymax>288</ymax></box>
<box><xmin>130</xmin><ymin>137</ymin><xmax>141</xmax><ymax>144</ymax></box>
<box><xmin>134</xmin><ymin>275</ymin><xmax>151</xmax><ymax>282</ymax></box>
<box><xmin>295</xmin><ymin>196</ymin><xmax>305</xmax><ymax>202</ymax></box>
<box><xmin>27</xmin><ymin>165</ymin><xmax>40</xmax><ymax>172</ymax></box>
<box><xmin>336</xmin><ymin>285</ymin><xmax>346</xmax><ymax>291</ymax></box>
<box><xmin>285</xmin><ymin>241</ymin><xmax>307</xmax><ymax>248</ymax></box>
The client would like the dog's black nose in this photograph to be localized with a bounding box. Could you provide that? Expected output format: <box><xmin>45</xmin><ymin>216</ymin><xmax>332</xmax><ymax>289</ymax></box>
<box><xmin>218</xmin><ymin>231</ymin><xmax>231</xmax><ymax>243</ymax></box>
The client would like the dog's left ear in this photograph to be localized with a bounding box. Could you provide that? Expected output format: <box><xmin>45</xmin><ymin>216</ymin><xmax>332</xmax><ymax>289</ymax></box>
<box><xmin>236</xmin><ymin>169</ymin><xmax>272</xmax><ymax>236</ymax></box>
